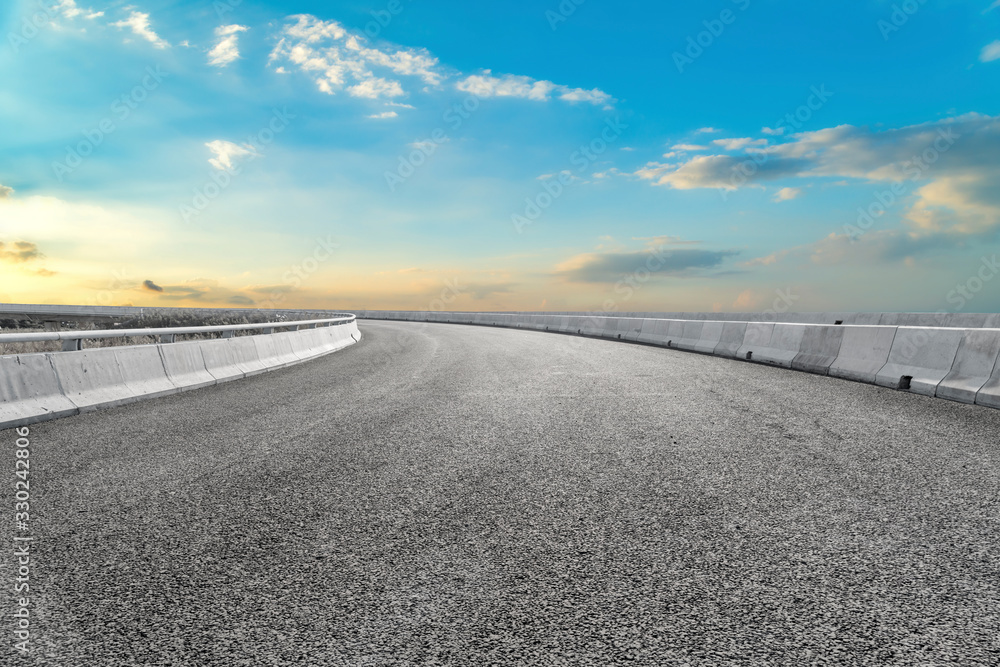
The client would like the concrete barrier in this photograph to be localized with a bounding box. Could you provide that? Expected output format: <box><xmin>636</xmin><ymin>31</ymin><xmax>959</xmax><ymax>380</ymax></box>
<box><xmin>354</xmin><ymin>313</ymin><xmax>1000</xmax><ymax>411</ymax></box>
<box><xmin>48</xmin><ymin>348</ymin><xmax>137</xmax><ymax>411</ymax></box>
<box><xmin>673</xmin><ymin>321</ymin><xmax>705</xmax><ymax>352</ymax></box>
<box><xmin>114</xmin><ymin>345</ymin><xmax>179</xmax><ymax>399</ymax></box>
<box><xmin>713</xmin><ymin>322</ymin><xmax>749</xmax><ymax>358</ymax></box>
<box><xmin>200</xmin><ymin>339</ymin><xmax>247</xmax><ymax>383</ymax></box>
<box><xmin>1</xmin><ymin>322</ymin><xmax>361</xmax><ymax>430</ymax></box>
<box><xmin>577</xmin><ymin>316</ymin><xmax>604</xmax><ymax>337</ymax></box>
<box><xmin>636</xmin><ymin>318</ymin><xmax>667</xmax><ymax>345</ymax></box>
<box><xmin>287</xmin><ymin>328</ymin><xmax>323</xmax><ymax>359</ymax></box>
<box><xmin>273</xmin><ymin>332</ymin><xmax>306</xmax><ymax>364</ymax></box>
<box><xmin>622</xmin><ymin>318</ymin><xmax>644</xmax><ymax>342</ymax></box>
<box><xmin>791</xmin><ymin>325</ymin><xmax>846</xmax><ymax>375</ymax></box>
<box><xmin>600</xmin><ymin>318</ymin><xmax>626</xmax><ymax>340</ymax></box>
<box><xmin>229</xmin><ymin>336</ymin><xmax>268</xmax><ymax>376</ymax></box>
<box><xmin>976</xmin><ymin>348</ymin><xmax>1000</xmax><ymax>409</ymax></box>
<box><xmin>828</xmin><ymin>326</ymin><xmax>897</xmax><ymax>384</ymax></box>
<box><xmin>658</xmin><ymin>320</ymin><xmax>681</xmax><ymax>348</ymax></box>
<box><xmin>875</xmin><ymin>327</ymin><xmax>965</xmax><ymax>396</ymax></box>
<box><xmin>746</xmin><ymin>323</ymin><xmax>807</xmax><ymax>368</ymax></box>
<box><xmin>160</xmin><ymin>342</ymin><xmax>217</xmax><ymax>391</ymax></box>
<box><xmin>0</xmin><ymin>355</ymin><xmax>78</xmax><ymax>426</ymax></box>
<box><xmin>736</xmin><ymin>323</ymin><xmax>775</xmax><ymax>362</ymax></box>
<box><xmin>936</xmin><ymin>329</ymin><xmax>1000</xmax><ymax>404</ymax></box>
<box><xmin>252</xmin><ymin>334</ymin><xmax>287</xmax><ymax>368</ymax></box>
<box><xmin>693</xmin><ymin>321</ymin><xmax>725</xmax><ymax>354</ymax></box>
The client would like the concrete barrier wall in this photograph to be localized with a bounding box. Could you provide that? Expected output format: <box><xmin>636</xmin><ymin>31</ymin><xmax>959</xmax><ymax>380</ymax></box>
<box><xmin>791</xmin><ymin>325</ymin><xmax>845</xmax><ymax>375</ymax></box>
<box><xmin>49</xmin><ymin>348</ymin><xmax>136</xmax><ymax>411</ymax></box>
<box><xmin>0</xmin><ymin>355</ymin><xmax>78</xmax><ymax>425</ymax></box>
<box><xmin>875</xmin><ymin>328</ymin><xmax>965</xmax><ymax>396</ymax></box>
<box><xmin>936</xmin><ymin>329</ymin><xmax>1000</xmax><ymax>405</ymax></box>
<box><xmin>115</xmin><ymin>346</ymin><xmax>180</xmax><ymax>400</ymax></box>
<box><xmin>714</xmin><ymin>322</ymin><xmax>749</xmax><ymax>358</ymax></box>
<box><xmin>361</xmin><ymin>310</ymin><xmax>1000</xmax><ymax>329</ymax></box>
<box><xmin>358</xmin><ymin>312</ymin><xmax>1000</xmax><ymax>411</ymax></box>
<box><xmin>0</xmin><ymin>321</ymin><xmax>361</xmax><ymax>430</ymax></box>
<box><xmin>828</xmin><ymin>326</ymin><xmax>897</xmax><ymax>384</ymax></box>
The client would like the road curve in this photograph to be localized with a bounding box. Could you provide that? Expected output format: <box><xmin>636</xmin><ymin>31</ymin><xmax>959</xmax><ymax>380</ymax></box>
<box><xmin>9</xmin><ymin>320</ymin><xmax>1000</xmax><ymax>666</ymax></box>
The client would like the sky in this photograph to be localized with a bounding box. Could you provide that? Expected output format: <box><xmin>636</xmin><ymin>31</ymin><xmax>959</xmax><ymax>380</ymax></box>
<box><xmin>1</xmin><ymin>0</ymin><xmax>1000</xmax><ymax>313</ymax></box>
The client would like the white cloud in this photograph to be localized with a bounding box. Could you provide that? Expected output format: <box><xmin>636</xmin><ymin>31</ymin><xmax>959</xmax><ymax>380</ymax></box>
<box><xmin>206</xmin><ymin>140</ymin><xmax>258</xmax><ymax>170</ymax></box>
<box><xmin>557</xmin><ymin>86</ymin><xmax>614</xmax><ymax>106</ymax></box>
<box><xmin>55</xmin><ymin>0</ymin><xmax>103</xmax><ymax>20</ymax></box>
<box><xmin>981</xmin><ymin>40</ymin><xmax>1000</xmax><ymax>63</ymax></box>
<box><xmin>0</xmin><ymin>184</ymin><xmax>13</xmax><ymax>199</ymax></box>
<box><xmin>456</xmin><ymin>71</ymin><xmax>612</xmax><ymax>106</ymax></box>
<box><xmin>645</xmin><ymin>114</ymin><xmax>1000</xmax><ymax>271</ymax></box>
<box><xmin>112</xmin><ymin>10</ymin><xmax>168</xmax><ymax>49</ymax></box>
<box><xmin>671</xmin><ymin>143</ymin><xmax>707</xmax><ymax>151</ymax></box>
<box><xmin>712</xmin><ymin>137</ymin><xmax>768</xmax><ymax>151</ymax></box>
<box><xmin>269</xmin><ymin>15</ymin><xmax>442</xmax><ymax>100</ymax></box>
<box><xmin>270</xmin><ymin>14</ymin><xmax>613</xmax><ymax>111</ymax></box>
<box><xmin>368</xmin><ymin>111</ymin><xmax>398</xmax><ymax>119</ymax></box>
<box><xmin>984</xmin><ymin>0</ymin><xmax>1000</xmax><ymax>13</ymax></box>
<box><xmin>643</xmin><ymin>114</ymin><xmax>1000</xmax><ymax>196</ymax></box>
<box><xmin>761</xmin><ymin>126</ymin><xmax>786</xmax><ymax>136</ymax></box>
<box><xmin>208</xmin><ymin>24</ymin><xmax>249</xmax><ymax>67</ymax></box>
<box><xmin>347</xmin><ymin>77</ymin><xmax>404</xmax><ymax>99</ymax></box>
<box><xmin>696</xmin><ymin>127</ymin><xmax>721</xmax><ymax>134</ymax></box>
<box><xmin>633</xmin><ymin>161</ymin><xmax>675</xmax><ymax>182</ymax></box>
<box><xmin>772</xmin><ymin>187</ymin><xmax>802</xmax><ymax>202</ymax></box>
<box><xmin>537</xmin><ymin>170</ymin><xmax>576</xmax><ymax>182</ymax></box>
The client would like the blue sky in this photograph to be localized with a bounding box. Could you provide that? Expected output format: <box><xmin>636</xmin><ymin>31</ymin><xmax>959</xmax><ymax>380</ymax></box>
<box><xmin>1</xmin><ymin>0</ymin><xmax>999</xmax><ymax>312</ymax></box>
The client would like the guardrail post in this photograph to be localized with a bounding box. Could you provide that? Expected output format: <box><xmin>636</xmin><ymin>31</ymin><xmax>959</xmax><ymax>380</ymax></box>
<box><xmin>61</xmin><ymin>339</ymin><xmax>82</xmax><ymax>352</ymax></box>
<box><xmin>261</xmin><ymin>328</ymin><xmax>274</xmax><ymax>334</ymax></box>
<box><xmin>159</xmin><ymin>334</ymin><xmax>175</xmax><ymax>343</ymax></box>
<box><xmin>222</xmin><ymin>330</ymin><xmax>235</xmax><ymax>339</ymax></box>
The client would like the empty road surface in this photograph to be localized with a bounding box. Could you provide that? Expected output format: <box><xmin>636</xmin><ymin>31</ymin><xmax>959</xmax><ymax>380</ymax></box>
<box><xmin>7</xmin><ymin>320</ymin><xmax>1000</xmax><ymax>666</ymax></box>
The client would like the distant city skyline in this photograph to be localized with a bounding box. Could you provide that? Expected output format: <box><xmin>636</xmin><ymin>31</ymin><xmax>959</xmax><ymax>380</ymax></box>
<box><xmin>2</xmin><ymin>0</ymin><xmax>999</xmax><ymax>312</ymax></box>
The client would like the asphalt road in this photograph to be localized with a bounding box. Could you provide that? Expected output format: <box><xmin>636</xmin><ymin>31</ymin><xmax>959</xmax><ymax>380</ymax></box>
<box><xmin>6</xmin><ymin>320</ymin><xmax>1000</xmax><ymax>666</ymax></box>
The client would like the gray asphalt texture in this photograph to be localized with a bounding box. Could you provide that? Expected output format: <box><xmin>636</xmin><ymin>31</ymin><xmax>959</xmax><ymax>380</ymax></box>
<box><xmin>6</xmin><ymin>320</ymin><xmax>1000</xmax><ymax>666</ymax></box>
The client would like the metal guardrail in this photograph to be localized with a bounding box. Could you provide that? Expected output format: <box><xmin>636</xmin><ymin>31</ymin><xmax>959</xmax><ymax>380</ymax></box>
<box><xmin>0</xmin><ymin>315</ymin><xmax>357</xmax><ymax>351</ymax></box>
